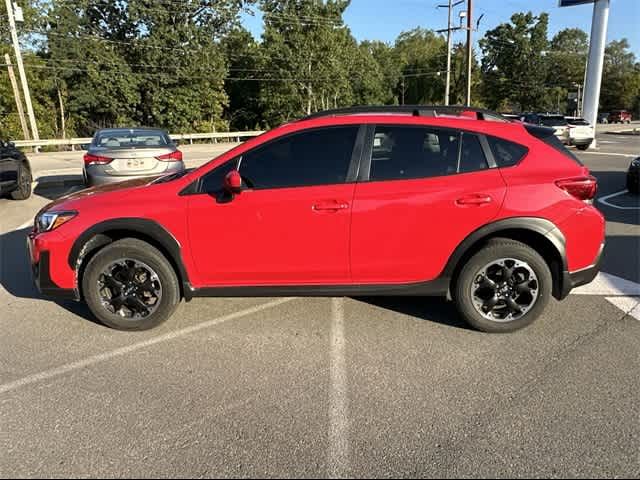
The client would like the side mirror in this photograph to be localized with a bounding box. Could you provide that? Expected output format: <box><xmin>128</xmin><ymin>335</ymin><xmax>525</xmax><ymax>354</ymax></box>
<box><xmin>224</xmin><ymin>170</ymin><xmax>243</xmax><ymax>194</ymax></box>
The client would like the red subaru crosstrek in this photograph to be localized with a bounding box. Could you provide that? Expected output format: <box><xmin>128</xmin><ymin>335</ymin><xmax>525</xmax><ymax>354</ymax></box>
<box><xmin>28</xmin><ymin>106</ymin><xmax>605</xmax><ymax>333</ymax></box>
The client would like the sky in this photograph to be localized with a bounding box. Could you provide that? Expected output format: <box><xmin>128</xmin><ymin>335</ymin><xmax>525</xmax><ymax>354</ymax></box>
<box><xmin>240</xmin><ymin>0</ymin><xmax>640</xmax><ymax>57</ymax></box>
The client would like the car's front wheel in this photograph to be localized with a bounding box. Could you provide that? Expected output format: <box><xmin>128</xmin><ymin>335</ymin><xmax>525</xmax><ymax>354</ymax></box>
<box><xmin>10</xmin><ymin>162</ymin><xmax>32</xmax><ymax>200</ymax></box>
<box><xmin>454</xmin><ymin>239</ymin><xmax>552</xmax><ymax>333</ymax></box>
<box><xmin>82</xmin><ymin>238</ymin><xmax>180</xmax><ymax>330</ymax></box>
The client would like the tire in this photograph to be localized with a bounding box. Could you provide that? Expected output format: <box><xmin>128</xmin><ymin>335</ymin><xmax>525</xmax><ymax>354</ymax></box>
<box><xmin>453</xmin><ymin>239</ymin><xmax>552</xmax><ymax>333</ymax></box>
<box><xmin>10</xmin><ymin>162</ymin><xmax>32</xmax><ymax>200</ymax></box>
<box><xmin>81</xmin><ymin>238</ymin><xmax>180</xmax><ymax>330</ymax></box>
<box><xmin>576</xmin><ymin>144</ymin><xmax>590</xmax><ymax>151</ymax></box>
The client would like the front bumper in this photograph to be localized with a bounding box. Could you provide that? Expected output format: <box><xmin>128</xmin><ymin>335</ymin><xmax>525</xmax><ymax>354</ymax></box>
<box><xmin>27</xmin><ymin>234</ymin><xmax>79</xmax><ymax>301</ymax></box>
<box><xmin>559</xmin><ymin>242</ymin><xmax>605</xmax><ymax>299</ymax></box>
<box><xmin>569</xmin><ymin>137</ymin><xmax>593</xmax><ymax>147</ymax></box>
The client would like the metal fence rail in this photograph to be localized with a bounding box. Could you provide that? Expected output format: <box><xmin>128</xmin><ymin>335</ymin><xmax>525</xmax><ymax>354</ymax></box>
<box><xmin>13</xmin><ymin>131</ymin><xmax>265</xmax><ymax>149</ymax></box>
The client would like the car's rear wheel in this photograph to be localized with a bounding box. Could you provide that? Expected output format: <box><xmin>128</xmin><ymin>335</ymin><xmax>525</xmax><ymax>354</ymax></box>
<box><xmin>10</xmin><ymin>162</ymin><xmax>32</xmax><ymax>200</ymax></box>
<box><xmin>576</xmin><ymin>144</ymin><xmax>590</xmax><ymax>151</ymax></box>
<box><xmin>82</xmin><ymin>238</ymin><xmax>180</xmax><ymax>330</ymax></box>
<box><xmin>454</xmin><ymin>239</ymin><xmax>552</xmax><ymax>333</ymax></box>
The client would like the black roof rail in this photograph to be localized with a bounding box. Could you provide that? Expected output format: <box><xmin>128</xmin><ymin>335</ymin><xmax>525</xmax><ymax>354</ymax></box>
<box><xmin>300</xmin><ymin>105</ymin><xmax>509</xmax><ymax>122</ymax></box>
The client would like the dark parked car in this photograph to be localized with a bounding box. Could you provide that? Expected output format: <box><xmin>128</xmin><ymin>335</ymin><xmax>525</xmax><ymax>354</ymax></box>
<box><xmin>597</xmin><ymin>112</ymin><xmax>609</xmax><ymax>124</ymax></box>
<box><xmin>0</xmin><ymin>139</ymin><xmax>32</xmax><ymax>200</ymax></box>
<box><xmin>83</xmin><ymin>128</ymin><xmax>184</xmax><ymax>186</ymax></box>
<box><xmin>627</xmin><ymin>157</ymin><xmax>640</xmax><ymax>194</ymax></box>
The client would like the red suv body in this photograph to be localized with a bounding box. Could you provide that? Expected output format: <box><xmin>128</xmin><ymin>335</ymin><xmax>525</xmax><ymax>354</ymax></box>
<box><xmin>28</xmin><ymin>107</ymin><xmax>605</xmax><ymax>332</ymax></box>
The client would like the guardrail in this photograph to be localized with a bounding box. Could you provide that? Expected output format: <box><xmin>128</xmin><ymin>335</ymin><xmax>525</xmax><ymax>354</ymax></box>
<box><xmin>13</xmin><ymin>130</ymin><xmax>265</xmax><ymax>149</ymax></box>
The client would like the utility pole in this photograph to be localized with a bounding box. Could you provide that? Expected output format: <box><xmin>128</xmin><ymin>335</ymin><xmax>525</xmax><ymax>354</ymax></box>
<box><xmin>438</xmin><ymin>0</ymin><xmax>464</xmax><ymax>106</ymax></box>
<box><xmin>4</xmin><ymin>53</ymin><xmax>30</xmax><ymax>140</ymax></box>
<box><xmin>582</xmin><ymin>0</ymin><xmax>610</xmax><ymax>148</ymax></box>
<box><xmin>5</xmin><ymin>0</ymin><xmax>39</xmax><ymax>141</ymax></box>
<box><xmin>465</xmin><ymin>0</ymin><xmax>473</xmax><ymax>106</ymax></box>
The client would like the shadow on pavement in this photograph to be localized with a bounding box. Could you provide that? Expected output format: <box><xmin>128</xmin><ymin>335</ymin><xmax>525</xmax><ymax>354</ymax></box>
<box><xmin>0</xmin><ymin>226</ymin><xmax>97</xmax><ymax>323</ymax></box>
<box><xmin>353</xmin><ymin>296</ymin><xmax>471</xmax><ymax>330</ymax></box>
<box><xmin>592</xmin><ymin>170</ymin><xmax>640</xmax><ymax>226</ymax></box>
<box><xmin>33</xmin><ymin>174</ymin><xmax>84</xmax><ymax>201</ymax></box>
<box><xmin>602</xmin><ymin>234</ymin><xmax>640</xmax><ymax>284</ymax></box>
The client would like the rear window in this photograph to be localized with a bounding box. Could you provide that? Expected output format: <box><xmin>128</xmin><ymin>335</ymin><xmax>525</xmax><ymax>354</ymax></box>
<box><xmin>524</xmin><ymin>124</ymin><xmax>583</xmax><ymax>165</ymax></box>
<box><xmin>94</xmin><ymin>129</ymin><xmax>171</xmax><ymax>149</ymax></box>
<box><xmin>486</xmin><ymin>136</ymin><xmax>528</xmax><ymax>168</ymax></box>
<box><xmin>539</xmin><ymin>116</ymin><xmax>567</xmax><ymax>127</ymax></box>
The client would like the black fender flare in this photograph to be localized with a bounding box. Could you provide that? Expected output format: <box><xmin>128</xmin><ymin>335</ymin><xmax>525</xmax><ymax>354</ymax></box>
<box><xmin>442</xmin><ymin>217</ymin><xmax>567</xmax><ymax>279</ymax></box>
<box><xmin>68</xmin><ymin>218</ymin><xmax>191</xmax><ymax>298</ymax></box>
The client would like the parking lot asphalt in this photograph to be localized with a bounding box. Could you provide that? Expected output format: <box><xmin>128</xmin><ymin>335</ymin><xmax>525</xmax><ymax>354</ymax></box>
<box><xmin>0</xmin><ymin>134</ymin><xmax>638</xmax><ymax>477</ymax></box>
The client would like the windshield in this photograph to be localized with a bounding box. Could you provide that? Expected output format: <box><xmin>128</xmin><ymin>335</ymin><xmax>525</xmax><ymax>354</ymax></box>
<box><xmin>540</xmin><ymin>117</ymin><xmax>567</xmax><ymax>127</ymax></box>
<box><xmin>94</xmin><ymin>129</ymin><xmax>171</xmax><ymax>149</ymax></box>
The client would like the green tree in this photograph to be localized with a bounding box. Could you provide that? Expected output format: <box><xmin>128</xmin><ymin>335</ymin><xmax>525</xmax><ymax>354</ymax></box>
<box><xmin>394</xmin><ymin>28</ymin><xmax>447</xmax><ymax>105</ymax></box>
<box><xmin>480</xmin><ymin>12</ymin><xmax>550</xmax><ymax>111</ymax></box>
<box><xmin>600</xmin><ymin>39</ymin><xmax>640</xmax><ymax>113</ymax></box>
<box><xmin>258</xmin><ymin>0</ymin><xmax>355</xmax><ymax>125</ymax></box>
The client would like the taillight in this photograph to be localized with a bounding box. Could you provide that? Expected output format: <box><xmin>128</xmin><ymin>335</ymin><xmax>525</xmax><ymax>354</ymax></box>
<box><xmin>83</xmin><ymin>153</ymin><xmax>112</xmax><ymax>166</ymax></box>
<box><xmin>555</xmin><ymin>176</ymin><xmax>598</xmax><ymax>202</ymax></box>
<box><xmin>156</xmin><ymin>150</ymin><xmax>183</xmax><ymax>161</ymax></box>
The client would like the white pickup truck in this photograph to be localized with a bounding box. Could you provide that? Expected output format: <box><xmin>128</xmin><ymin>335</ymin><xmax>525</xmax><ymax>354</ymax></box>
<box><xmin>565</xmin><ymin>117</ymin><xmax>594</xmax><ymax>151</ymax></box>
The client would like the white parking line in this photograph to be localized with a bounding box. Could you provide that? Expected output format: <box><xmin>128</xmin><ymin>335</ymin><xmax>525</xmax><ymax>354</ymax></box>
<box><xmin>328</xmin><ymin>297</ymin><xmax>350</xmax><ymax>478</ymax></box>
<box><xmin>0</xmin><ymin>298</ymin><xmax>294</xmax><ymax>395</ymax></box>
<box><xmin>605</xmin><ymin>297</ymin><xmax>640</xmax><ymax>321</ymax></box>
<box><xmin>597</xmin><ymin>190</ymin><xmax>640</xmax><ymax>210</ymax></box>
<box><xmin>578</xmin><ymin>151</ymin><xmax>636</xmax><ymax>158</ymax></box>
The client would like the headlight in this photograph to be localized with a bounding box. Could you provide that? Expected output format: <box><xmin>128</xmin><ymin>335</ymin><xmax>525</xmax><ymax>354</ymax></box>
<box><xmin>36</xmin><ymin>211</ymin><xmax>77</xmax><ymax>232</ymax></box>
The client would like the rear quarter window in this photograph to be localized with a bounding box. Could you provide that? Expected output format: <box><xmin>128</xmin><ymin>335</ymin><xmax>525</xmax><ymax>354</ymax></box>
<box><xmin>486</xmin><ymin>136</ymin><xmax>528</xmax><ymax>168</ymax></box>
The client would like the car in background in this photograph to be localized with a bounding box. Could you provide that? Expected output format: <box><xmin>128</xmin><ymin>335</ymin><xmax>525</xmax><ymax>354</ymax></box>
<box><xmin>608</xmin><ymin>110</ymin><xmax>632</xmax><ymax>124</ymax></box>
<box><xmin>83</xmin><ymin>128</ymin><xmax>184</xmax><ymax>186</ymax></box>
<box><xmin>0</xmin><ymin>139</ymin><xmax>32</xmax><ymax>200</ymax></box>
<box><xmin>565</xmin><ymin>117</ymin><xmax>594</xmax><ymax>150</ymax></box>
<box><xmin>627</xmin><ymin>157</ymin><xmax>640</xmax><ymax>194</ymax></box>
<box><xmin>597</xmin><ymin>112</ymin><xmax>609</xmax><ymax>124</ymax></box>
<box><xmin>521</xmin><ymin>113</ymin><xmax>570</xmax><ymax>145</ymax></box>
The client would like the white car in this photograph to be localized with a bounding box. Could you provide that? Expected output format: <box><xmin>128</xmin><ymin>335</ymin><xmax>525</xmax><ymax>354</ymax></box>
<box><xmin>565</xmin><ymin>117</ymin><xmax>594</xmax><ymax>151</ymax></box>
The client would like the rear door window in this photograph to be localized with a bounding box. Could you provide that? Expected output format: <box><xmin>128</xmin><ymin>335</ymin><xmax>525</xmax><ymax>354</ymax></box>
<box><xmin>368</xmin><ymin>126</ymin><xmax>488</xmax><ymax>181</ymax></box>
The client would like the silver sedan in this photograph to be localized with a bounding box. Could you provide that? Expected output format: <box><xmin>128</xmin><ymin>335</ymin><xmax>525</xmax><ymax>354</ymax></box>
<box><xmin>83</xmin><ymin>128</ymin><xmax>184</xmax><ymax>186</ymax></box>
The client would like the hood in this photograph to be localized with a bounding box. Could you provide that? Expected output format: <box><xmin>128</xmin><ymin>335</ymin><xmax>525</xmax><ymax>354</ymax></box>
<box><xmin>41</xmin><ymin>176</ymin><xmax>156</xmax><ymax>213</ymax></box>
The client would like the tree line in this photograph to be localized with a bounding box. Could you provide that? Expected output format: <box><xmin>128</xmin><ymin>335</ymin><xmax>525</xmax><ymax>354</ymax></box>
<box><xmin>1</xmin><ymin>0</ymin><xmax>638</xmax><ymax>139</ymax></box>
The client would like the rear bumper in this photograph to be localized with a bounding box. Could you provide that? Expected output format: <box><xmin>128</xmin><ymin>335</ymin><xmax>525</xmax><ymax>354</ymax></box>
<box><xmin>27</xmin><ymin>234</ymin><xmax>79</xmax><ymax>301</ymax></box>
<box><xmin>85</xmin><ymin>162</ymin><xmax>184</xmax><ymax>186</ymax></box>
<box><xmin>559</xmin><ymin>242</ymin><xmax>604</xmax><ymax>299</ymax></box>
<box><xmin>569</xmin><ymin>137</ymin><xmax>593</xmax><ymax>146</ymax></box>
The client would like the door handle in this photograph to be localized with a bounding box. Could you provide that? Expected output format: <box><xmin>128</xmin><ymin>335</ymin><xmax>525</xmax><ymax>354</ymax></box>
<box><xmin>312</xmin><ymin>201</ymin><xmax>349</xmax><ymax>212</ymax></box>
<box><xmin>455</xmin><ymin>194</ymin><xmax>493</xmax><ymax>206</ymax></box>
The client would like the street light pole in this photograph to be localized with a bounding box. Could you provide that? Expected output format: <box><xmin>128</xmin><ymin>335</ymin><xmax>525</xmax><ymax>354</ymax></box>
<box><xmin>5</xmin><ymin>0</ymin><xmax>39</xmax><ymax>141</ymax></box>
<box><xmin>465</xmin><ymin>0</ymin><xmax>473</xmax><ymax>106</ymax></box>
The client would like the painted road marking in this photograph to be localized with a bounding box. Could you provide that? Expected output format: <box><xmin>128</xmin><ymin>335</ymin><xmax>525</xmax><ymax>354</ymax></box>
<box><xmin>578</xmin><ymin>151</ymin><xmax>636</xmax><ymax>158</ymax></box>
<box><xmin>572</xmin><ymin>273</ymin><xmax>640</xmax><ymax>320</ymax></box>
<box><xmin>597</xmin><ymin>190</ymin><xmax>640</xmax><ymax>210</ymax></box>
<box><xmin>328</xmin><ymin>297</ymin><xmax>350</xmax><ymax>478</ymax></box>
<box><xmin>0</xmin><ymin>298</ymin><xmax>295</xmax><ymax>395</ymax></box>
<box><xmin>572</xmin><ymin>272</ymin><xmax>640</xmax><ymax>296</ymax></box>
<box><xmin>605</xmin><ymin>297</ymin><xmax>640</xmax><ymax>321</ymax></box>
